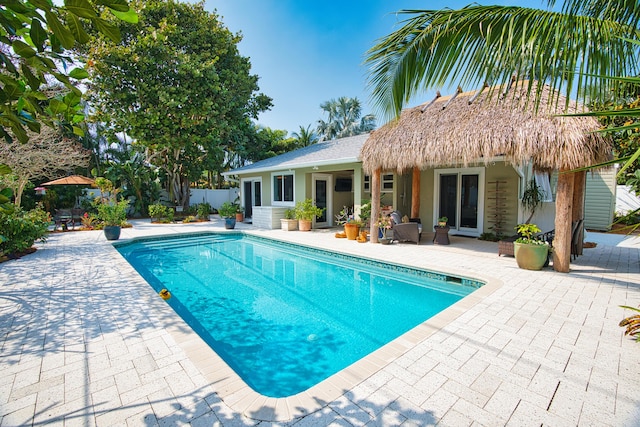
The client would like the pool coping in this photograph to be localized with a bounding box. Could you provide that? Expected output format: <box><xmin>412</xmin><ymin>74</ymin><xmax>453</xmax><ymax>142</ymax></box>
<box><xmin>115</xmin><ymin>230</ymin><xmax>503</xmax><ymax>422</ymax></box>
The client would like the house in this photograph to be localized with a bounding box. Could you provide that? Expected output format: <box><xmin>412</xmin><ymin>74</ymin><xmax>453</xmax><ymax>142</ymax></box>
<box><xmin>225</xmin><ymin>81</ymin><xmax>613</xmax><ymax>271</ymax></box>
<box><xmin>361</xmin><ymin>81</ymin><xmax>612</xmax><ymax>272</ymax></box>
<box><xmin>223</xmin><ymin>134</ymin><xmax>372</xmax><ymax>229</ymax></box>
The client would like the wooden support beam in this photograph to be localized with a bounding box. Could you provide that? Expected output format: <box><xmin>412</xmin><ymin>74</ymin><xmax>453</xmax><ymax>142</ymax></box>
<box><xmin>411</xmin><ymin>167</ymin><xmax>421</xmax><ymax>219</ymax></box>
<box><xmin>553</xmin><ymin>171</ymin><xmax>575</xmax><ymax>272</ymax></box>
<box><xmin>369</xmin><ymin>168</ymin><xmax>381</xmax><ymax>244</ymax></box>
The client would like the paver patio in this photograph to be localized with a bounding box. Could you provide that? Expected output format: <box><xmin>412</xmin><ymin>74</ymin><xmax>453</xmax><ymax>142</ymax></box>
<box><xmin>1</xmin><ymin>218</ymin><xmax>639</xmax><ymax>426</ymax></box>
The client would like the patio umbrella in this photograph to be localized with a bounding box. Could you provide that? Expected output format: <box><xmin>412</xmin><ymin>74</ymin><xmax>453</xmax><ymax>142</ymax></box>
<box><xmin>42</xmin><ymin>175</ymin><xmax>95</xmax><ymax>186</ymax></box>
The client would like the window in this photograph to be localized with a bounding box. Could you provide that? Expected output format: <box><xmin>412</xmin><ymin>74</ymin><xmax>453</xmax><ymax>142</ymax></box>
<box><xmin>534</xmin><ymin>172</ymin><xmax>553</xmax><ymax>202</ymax></box>
<box><xmin>364</xmin><ymin>174</ymin><xmax>394</xmax><ymax>193</ymax></box>
<box><xmin>273</xmin><ymin>173</ymin><xmax>294</xmax><ymax>203</ymax></box>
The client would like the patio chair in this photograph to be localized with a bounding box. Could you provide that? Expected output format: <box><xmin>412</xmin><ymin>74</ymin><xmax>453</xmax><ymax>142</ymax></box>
<box><xmin>390</xmin><ymin>211</ymin><xmax>422</xmax><ymax>244</ymax></box>
<box><xmin>71</xmin><ymin>208</ymin><xmax>85</xmax><ymax>228</ymax></box>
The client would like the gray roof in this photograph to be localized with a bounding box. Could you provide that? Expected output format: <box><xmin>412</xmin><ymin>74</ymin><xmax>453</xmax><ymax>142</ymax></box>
<box><xmin>224</xmin><ymin>133</ymin><xmax>369</xmax><ymax>175</ymax></box>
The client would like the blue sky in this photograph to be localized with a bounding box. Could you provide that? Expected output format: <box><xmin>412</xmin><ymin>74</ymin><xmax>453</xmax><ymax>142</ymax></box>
<box><xmin>205</xmin><ymin>1</ymin><xmax>537</xmax><ymax>135</ymax></box>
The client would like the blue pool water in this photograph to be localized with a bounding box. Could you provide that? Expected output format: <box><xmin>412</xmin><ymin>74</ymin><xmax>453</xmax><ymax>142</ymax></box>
<box><xmin>116</xmin><ymin>233</ymin><xmax>483</xmax><ymax>397</ymax></box>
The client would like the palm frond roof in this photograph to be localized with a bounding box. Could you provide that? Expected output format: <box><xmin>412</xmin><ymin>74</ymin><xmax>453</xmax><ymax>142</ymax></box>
<box><xmin>361</xmin><ymin>81</ymin><xmax>611</xmax><ymax>174</ymax></box>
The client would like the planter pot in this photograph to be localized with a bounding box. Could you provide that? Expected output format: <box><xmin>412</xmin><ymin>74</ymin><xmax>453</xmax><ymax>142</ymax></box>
<box><xmin>298</xmin><ymin>219</ymin><xmax>312</xmax><ymax>231</ymax></box>
<box><xmin>379</xmin><ymin>238</ymin><xmax>391</xmax><ymax>245</ymax></box>
<box><xmin>224</xmin><ymin>217</ymin><xmax>236</xmax><ymax>229</ymax></box>
<box><xmin>103</xmin><ymin>225</ymin><xmax>121</xmax><ymax>241</ymax></box>
<box><xmin>235</xmin><ymin>212</ymin><xmax>244</xmax><ymax>222</ymax></box>
<box><xmin>514</xmin><ymin>242</ymin><xmax>549</xmax><ymax>270</ymax></box>
<box><xmin>344</xmin><ymin>223</ymin><xmax>360</xmax><ymax>240</ymax></box>
<box><xmin>281</xmin><ymin>218</ymin><xmax>298</xmax><ymax>231</ymax></box>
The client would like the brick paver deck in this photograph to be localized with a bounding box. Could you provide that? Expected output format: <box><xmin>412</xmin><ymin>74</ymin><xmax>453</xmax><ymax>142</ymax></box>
<box><xmin>1</xmin><ymin>219</ymin><xmax>638</xmax><ymax>426</ymax></box>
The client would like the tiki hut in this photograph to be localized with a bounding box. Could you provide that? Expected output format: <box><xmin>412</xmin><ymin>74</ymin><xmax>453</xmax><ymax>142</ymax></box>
<box><xmin>361</xmin><ymin>81</ymin><xmax>612</xmax><ymax>272</ymax></box>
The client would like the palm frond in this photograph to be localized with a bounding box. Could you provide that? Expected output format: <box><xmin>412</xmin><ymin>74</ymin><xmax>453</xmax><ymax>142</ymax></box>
<box><xmin>366</xmin><ymin>2</ymin><xmax>639</xmax><ymax>121</ymax></box>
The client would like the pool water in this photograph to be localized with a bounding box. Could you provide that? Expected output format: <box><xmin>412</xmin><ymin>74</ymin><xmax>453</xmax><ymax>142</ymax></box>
<box><xmin>116</xmin><ymin>233</ymin><xmax>482</xmax><ymax>397</ymax></box>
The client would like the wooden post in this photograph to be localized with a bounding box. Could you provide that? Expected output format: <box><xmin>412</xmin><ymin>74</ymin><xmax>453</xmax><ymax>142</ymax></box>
<box><xmin>369</xmin><ymin>168</ymin><xmax>381</xmax><ymax>243</ymax></box>
<box><xmin>572</xmin><ymin>171</ymin><xmax>586</xmax><ymax>256</ymax></box>
<box><xmin>553</xmin><ymin>171</ymin><xmax>575</xmax><ymax>272</ymax></box>
<box><xmin>411</xmin><ymin>167</ymin><xmax>421</xmax><ymax>219</ymax></box>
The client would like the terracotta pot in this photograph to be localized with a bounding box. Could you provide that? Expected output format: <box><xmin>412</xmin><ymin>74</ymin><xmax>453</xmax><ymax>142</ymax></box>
<box><xmin>235</xmin><ymin>212</ymin><xmax>244</xmax><ymax>222</ymax></box>
<box><xmin>344</xmin><ymin>223</ymin><xmax>360</xmax><ymax>240</ymax></box>
<box><xmin>514</xmin><ymin>242</ymin><xmax>549</xmax><ymax>270</ymax></box>
<box><xmin>298</xmin><ymin>219</ymin><xmax>312</xmax><ymax>231</ymax></box>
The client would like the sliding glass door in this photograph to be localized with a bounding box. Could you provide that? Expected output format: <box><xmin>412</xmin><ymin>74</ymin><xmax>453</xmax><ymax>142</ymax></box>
<box><xmin>435</xmin><ymin>168</ymin><xmax>484</xmax><ymax>236</ymax></box>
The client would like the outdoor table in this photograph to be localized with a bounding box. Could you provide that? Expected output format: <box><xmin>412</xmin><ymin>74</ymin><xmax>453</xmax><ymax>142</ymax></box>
<box><xmin>433</xmin><ymin>225</ymin><xmax>450</xmax><ymax>245</ymax></box>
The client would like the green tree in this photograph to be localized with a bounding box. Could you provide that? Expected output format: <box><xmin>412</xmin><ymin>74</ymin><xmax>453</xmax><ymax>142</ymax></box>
<box><xmin>102</xmin><ymin>143</ymin><xmax>160</xmax><ymax>217</ymax></box>
<box><xmin>86</xmin><ymin>0</ymin><xmax>271</xmax><ymax>208</ymax></box>
<box><xmin>0</xmin><ymin>0</ymin><xmax>136</xmax><ymax>143</ymax></box>
<box><xmin>366</xmin><ymin>1</ymin><xmax>640</xmax><ymax>120</ymax></box>
<box><xmin>292</xmin><ymin>124</ymin><xmax>319</xmax><ymax>147</ymax></box>
<box><xmin>316</xmin><ymin>97</ymin><xmax>376</xmax><ymax>141</ymax></box>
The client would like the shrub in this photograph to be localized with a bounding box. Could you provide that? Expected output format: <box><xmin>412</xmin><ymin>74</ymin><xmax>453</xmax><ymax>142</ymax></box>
<box><xmin>0</xmin><ymin>206</ymin><xmax>50</xmax><ymax>257</ymax></box>
<box><xmin>148</xmin><ymin>204</ymin><xmax>174</xmax><ymax>223</ymax></box>
<box><xmin>218</xmin><ymin>202</ymin><xmax>236</xmax><ymax>218</ymax></box>
<box><xmin>95</xmin><ymin>199</ymin><xmax>129</xmax><ymax>226</ymax></box>
<box><xmin>196</xmin><ymin>202</ymin><xmax>212</xmax><ymax>220</ymax></box>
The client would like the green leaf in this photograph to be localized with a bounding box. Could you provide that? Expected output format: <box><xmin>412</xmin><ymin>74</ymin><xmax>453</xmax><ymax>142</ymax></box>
<box><xmin>48</xmin><ymin>98</ymin><xmax>68</xmax><ymax>114</ymax></box>
<box><xmin>4</xmin><ymin>0</ymin><xmax>31</xmax><ymax>14</ymax></box>
<box><xmin>64</xmin><ymin>0</ymin><xmax>98</xmax><ymax>19</ymax></box>
<box><xmin>12</xmin><ymin>40</ymin><xmax>36</xmax><ymax>58</ymax></box>
<box><xmin>20</xmin><ymin>63</ymin><xmax>41</xmax><ymax>89</ymax></box>
<box><xmin>10</xmin><ymin>122</ymin><xmax>28</xmax><ymax>143</ymax></box>
<box><xmin>0</xmin><ymin>164</ymin><xmax>12</xmax><ymax>175</ymax></box>
<box><xmin>68</xmin><ymin>67</ymin><xmax>89</xmax><ymax>79</ymax></box>
<box><xmin>29</xmin><ymin>0</ymin><xmax>54</xmax><ymax>11</ymax></box>
<box><xmin>92</xmin><ymin>17</ymin><xmax>121</xmax><ymax>43</ymax></box>
<box><xmin>29</xmin><ymin>18</ymin><xmax>48</xmax><ymax>52</ymax></box>
<box><xmin>111</xmin><ymin>8</ymin><xmax>138</xmax><ymax>24</ymax></box>
<box><xmin>97</xmin><ymin>0</ymin><xmax>130</xmax><ymax>13</ymax></box>
<box><xmin>72</xmin><ymin>125</ymin><xmax>84</xmax><ymax>136</ymax></box>
<box><xmin>45</xmin><ymin>10</ymin><xmax>75</xmax><ymax>49</ymax></box>
<box><xmin>67</xmin><ymin>14</ymin><xmax>90</xmax><ymax>44</ymax></box>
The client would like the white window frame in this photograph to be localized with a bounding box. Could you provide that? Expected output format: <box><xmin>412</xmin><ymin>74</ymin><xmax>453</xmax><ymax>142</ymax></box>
<box><xmin>271</xmin><ymin>171</ymin><xmax>295</xmax><ymax>206</ymax></box>
<box><xmin>364</xmin><ymin>174</ymin><xmax>394</xmax><ymax>193</ymax></box>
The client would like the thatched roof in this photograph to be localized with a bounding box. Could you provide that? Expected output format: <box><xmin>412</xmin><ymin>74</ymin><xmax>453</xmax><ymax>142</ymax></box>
<box><xmin>361</xmin><ymin>81</ymin><xmax>611</xmax><ymax>174</ymax></box>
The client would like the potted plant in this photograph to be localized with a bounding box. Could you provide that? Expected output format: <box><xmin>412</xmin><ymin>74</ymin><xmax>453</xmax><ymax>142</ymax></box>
<box><xmin>93</xmin><ymin>177</ymin><xmax>129</xmax><ymax>240</ymax></box>
<box><xmin>281</xmin><ymin>208</ymin><xmax>298</xmax><ymax>231</ymax></box>
<box><xmin>294</xmin><ymin>198</ymin><xmax>324</xmax><ymax>232</ymax></box>
<box><xmin>377</xmin><ymin>214</ymin><xmax>392</xmax><ymax>244</ymax></box>
<box><xmin>343</xmin><ymin>218</ymin><xmax>362</xmax><ymax>240</ymax></box>
<box><xmin>235</xmin><ymin>204</ymin><xmax>244</xmax><ymax>222</ymax></box>
<box><xmin>437</xmin><ymin>216</ymin><xmax>448</xmax><ymax>227</ymax></box>
<box><xmin>513</xmin><ymin>223</ymin><xmax>550</xmax><ymax>270</ymax></box>
<box><xmin>218</xmin><ymin>202</ymin><xmax>237</xmax><ymax>229</ymax></box>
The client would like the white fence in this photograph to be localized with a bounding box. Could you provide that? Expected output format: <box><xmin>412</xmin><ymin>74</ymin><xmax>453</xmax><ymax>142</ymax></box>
<box><xmin>190</xmin><ymin>188</ymin><xmax>239</xmax><ymax>210</ymax></box>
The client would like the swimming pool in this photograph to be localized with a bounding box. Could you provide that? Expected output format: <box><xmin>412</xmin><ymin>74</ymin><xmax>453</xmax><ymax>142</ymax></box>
<box><xmin>116</xmin><ymin>232</ymin><xmax>484</xmax><ymax>398</ymax></box>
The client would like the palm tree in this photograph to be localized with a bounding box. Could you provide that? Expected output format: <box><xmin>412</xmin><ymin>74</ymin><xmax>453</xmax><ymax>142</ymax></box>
<box><xmin>316</xmin><ymin>97</ymin><xmax>376</xmax><ymax>140</ymax></box>
<box><xmin>366</xmin><ymin>0</ymin><xmax>640</xmax><ymax>120</ymax></box>
<box><xmin>291</xmin><ymin>124</ymin><xmax>319</xmax><ymax>147</ymax></box>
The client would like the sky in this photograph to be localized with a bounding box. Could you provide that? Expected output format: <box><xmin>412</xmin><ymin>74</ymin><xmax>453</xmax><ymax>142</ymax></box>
<box><xmin>205</xmin><ymin>0</ymin><xmax>537</xmax><ymax>135</ymax></box>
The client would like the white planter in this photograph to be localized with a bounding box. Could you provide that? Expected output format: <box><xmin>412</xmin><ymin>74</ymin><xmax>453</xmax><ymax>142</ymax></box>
<box><xmin>280</xmin><ymin>218</ymin><xmax>298</xmax><ymax>231</ymax></box>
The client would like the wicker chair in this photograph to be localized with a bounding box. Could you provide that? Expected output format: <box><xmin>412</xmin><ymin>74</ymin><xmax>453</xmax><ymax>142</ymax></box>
<box><xmin>389</xmin><ymin>211</ymin><xmax>422</xmax><ymax>244</ymax></box>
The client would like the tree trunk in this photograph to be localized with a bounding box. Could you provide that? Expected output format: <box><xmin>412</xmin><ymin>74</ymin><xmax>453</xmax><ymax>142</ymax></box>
<box><xmin>411</xmin><ymin>167</ymin><xmax>421</xmax><ymax>219</ymax></box>
<box><xmin>553</xmin><ymin>171</ymin><xmax>575</xmax><ymax>272</ymax></box>
<box><xmin>369</xmin><ymin>169</ymin><xmax>381</xmax><ymax>244</ymax></box>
